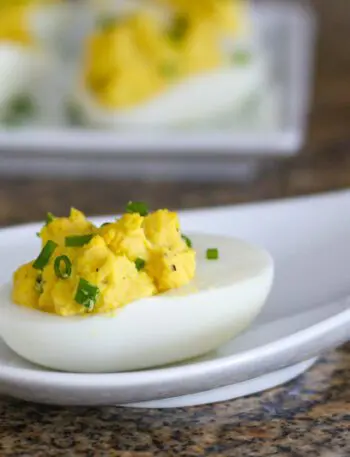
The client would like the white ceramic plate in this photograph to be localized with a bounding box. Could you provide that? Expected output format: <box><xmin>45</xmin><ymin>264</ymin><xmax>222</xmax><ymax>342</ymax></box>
<box><xmin>0</xmin><ymin>190</ymin><xmax>349</xmax><ymax>408</ymax></box>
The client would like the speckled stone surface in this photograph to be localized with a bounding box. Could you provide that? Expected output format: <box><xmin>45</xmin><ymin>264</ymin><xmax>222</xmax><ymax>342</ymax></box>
<box><xmin>0</xmin><ymin>345</ymin><xmax>348</xmax><ymax>456</ymax></box>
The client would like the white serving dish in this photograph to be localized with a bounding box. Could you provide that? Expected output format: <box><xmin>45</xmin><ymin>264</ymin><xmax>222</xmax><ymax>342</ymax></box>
<box><xmin>0</xmin><ymin>190</ymin><xmax>348</xmax><ymax>407</ymax></box>
<box><xmin>0</xmin><ymin>0</ymin><xmax>316</xmax><ymax>179</ymax></box>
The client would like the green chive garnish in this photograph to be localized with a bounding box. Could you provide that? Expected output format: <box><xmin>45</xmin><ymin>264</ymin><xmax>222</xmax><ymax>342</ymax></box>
<box><xmin>75</xmin><ymin>278</ymin><xmax>100</xmax><ymax>311</ymax></box>
<box><xmin>32</xmin><ymin>240</ymin><xmax>57</xmax><ymax>270</ymax></box>
<box><xmin>168</xmin><ymin>15</ymin><xmax>189</xmax><ymax>42</ymax></box>
<box><xmin>135</xmin><ymin>258</ymin><xmax>146</xmax><ymax>271</ymax></box>
<box><xmin>3</xmin><ymin>94</ymin><xmax>35</xmax><ymax>126</ymax></box>
<box><xmin>97</xmin><ymin>15</ymin><xmax>117</xmax><ymax>31</ymax></box>
<box><xmin>126</xmin><ymin>201</ymin><xmax>149</xmax><ymax>216</ymax></box>
<box><xmin>182</xmin><ymin>234</ymin><xmax>192</xmax><ymax>248</ymax></box>
<box><xmin>66</xmin><ymin>102</ymin><xmax>85</xmax><ymax>127</ymax></box>
<box><xmin>46</xmin><ymin>212</ymin><xmax>55</xmax><ymax>226</ymax></box>
<box><xmin>206</xmin><ymin>248</ymin><xmax>219</xmax><ymax>260</ymax></box>
<box><xmin>54</xmin><ymin>255</ymin><xmax>72</xmax><ymax>280</ymax></box>
<box><xmin>65</xmin><ymin>234</ymin><xmax>94</xmax><ymax>247</ymax></box>
<box><xmin>159</xmin><ymin>62</ymin><xmax>178</xmax><ymax>79</ymax></box>
<box><xmin>100</xmin><ymin>222</ymin><xmax>111</xmax><ymax>228</ymax></box>
<box><xmin>232</xmin><ymin>49</ymin><xmax>251</xmax><ymax>65</ymax></box>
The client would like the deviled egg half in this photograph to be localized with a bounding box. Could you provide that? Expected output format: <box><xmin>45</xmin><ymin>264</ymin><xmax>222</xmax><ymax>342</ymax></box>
<box><xmin>0</xmin><ymin>1</ymin><xmax>78</xmax><ymax>127</ymax></box>
<box><xmin>72</xmin><ymin>0</ymin><xmax>266</xmax><ymax>129</ymax></box>
<box><xmin>0</xmin><ymin>203</ymin><xmax>273</xmax><ymax>373</ymax></box>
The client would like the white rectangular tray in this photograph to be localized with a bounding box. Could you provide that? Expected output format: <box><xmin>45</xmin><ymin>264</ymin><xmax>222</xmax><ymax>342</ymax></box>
<box><xmin>0</xmin><ymin>0</ymin><xmax>316</xmax><ymax>179</ymax></box>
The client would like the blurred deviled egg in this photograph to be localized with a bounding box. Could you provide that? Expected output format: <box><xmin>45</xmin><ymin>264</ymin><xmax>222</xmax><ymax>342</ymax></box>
<box><xmin>0</xmin><ymin>1</ymin><xmax>75</xmax><ymax>127</ymax></box>
<box><xmin>73</xmin><ymin>0</ymin><xmax>266</xmax><ymax>129</ymax></box>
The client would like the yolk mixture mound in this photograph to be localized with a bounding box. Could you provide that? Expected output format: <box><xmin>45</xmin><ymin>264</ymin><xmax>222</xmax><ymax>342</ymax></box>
<box><xmin>0</xmin><ymin>0</ymin><xmax>60</xmax><ymax>46</ymax></box>
<box><xmin>84</xmin><ymin>0</ymin><xmax>249</xmax><ymax>108</ymax></box>
<box><xmin>12</xmin><ymin>203</ymin><xmax>196</xmax><ymax>316</ymax></box>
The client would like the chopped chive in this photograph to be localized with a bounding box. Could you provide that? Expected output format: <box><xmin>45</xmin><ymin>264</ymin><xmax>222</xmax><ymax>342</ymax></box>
<box><xmin>181</xmin><ymin>234</ymin><xmax>192</xmax><ymax>248</ymax></box>
<box><xmin>159</xmin><ymin>62</ymin><xmax>178</xmax><ymax>79</ymax></box>
<box><xmin>54</xmin><ymin>255</ymin><xmax>72</xmax><ymax>280</ymax></box>
<box><xmin>3</xmin><ymin>94</ymin><xmax>35</xmax><ymax>126</ymax></box>
<box><xmin>135</xmin><ymin>258</ymin><xmax>146</xmax><ymax>271</ymax></box>
<box><xmin>46</xmin><ymin>212</ymin><xmax>55</xmax><ymax>226</ymax></box>
<box><xmin>232</xmin><ymin>49</ymin><xmax>251</xmax><ymax>65</ymax></box>
<box><xmin>66</xmin><ymin>102</ymin><xmax>85</xmax><ymax>127</ymax></box>
<box><xmin>36</xmin><ymin>232</ymin><xmax>41</xmax><ymax>238</ymax></box>
<box><xmin>100</xmin><ymin>222</ymin><xmax>111</xmax><ymax>228</ymax></box>
<box><xmin>126</xmin><ymin>201</ymin><xmax>149</xmax><ymax>216</ymax></box>
<box><xmin>35</xmin><ymin>274</ymin><xmax>44</xmax><ymax>294</ymax></box>
<box><xmin>75</xmin><ymin>278</ymin><xmax>100</xmax><ymax>311</ymax></box>
<box><xmin>65</xmin><ymin>234</ymin><xmax>94</xmax><ymax>247</ymax></box>
<box><xmin>32</xmin><ymin>240</ymin><xmax>57</xmax><ymax>270</ymax></box>
<box><xmin>168</xmin><ymin>15</ymin><xmax>189</xmax><ymax>42</ymax></box>
<box><xmin>206</xmin><ymin>248</ymin><xmax>219</xmax><ymax>260</ymax></box>
<box><xmin>97</xmin><ymin>15</ymin><xmax>118</xmax><ymax>31</ymax></box>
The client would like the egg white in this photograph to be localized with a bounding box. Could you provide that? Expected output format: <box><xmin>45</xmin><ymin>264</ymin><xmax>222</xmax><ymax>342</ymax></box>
<box><xmin>0</xmin><ymin>44</ymin><xmax>40</xmax><ymax>107</ymax></box>
<box><xmin>27</xmin><ymin>2</ymin><xmax>80</xmax><ymax>57</ymax></box>
<box><xmin>74</xmin><ymin>55</ymin><xmax>266</xmax><ymax>129</ymax></box>
<box><xmin>0</xmin><ymin>43</ymin><xmax>64</xmax><ymax>127</ymax></box>
<box><xmin>0</xmin><ymin>234</ymin><xmax>273</xmax><ymax>373</ymax></box>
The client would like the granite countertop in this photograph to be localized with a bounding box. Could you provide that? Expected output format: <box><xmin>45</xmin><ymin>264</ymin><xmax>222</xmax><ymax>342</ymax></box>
<box><xmin>0</xmin><ymin>0</ymin><xmax>350</xmax><ymax>455</ymax></box>
<box><xmin>0</xmin><ymin>346</ymin><xmax>348</xmax><ymax>457</ymax></box>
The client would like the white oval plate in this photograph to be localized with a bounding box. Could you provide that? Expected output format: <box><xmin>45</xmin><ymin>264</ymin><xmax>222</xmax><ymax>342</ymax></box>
<box><xmin>0</xmin><ymin>190</ymin><xmax>349</xmax><ymax>407</ymax></box>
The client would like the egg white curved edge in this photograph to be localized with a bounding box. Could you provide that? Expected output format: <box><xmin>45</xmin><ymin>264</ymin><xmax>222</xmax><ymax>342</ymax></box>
<box><xmin>74</xmin><ymin>55</ymin><xmax>266</xmax><ymax>129</ymax></box>
<box><xmin>0</xmin><ymin>44</ymin><xmax>46</xmax><ymax>107</ymax></box>
<box><xmin>0</xmin><ymin>43</ymin><xmax>64</xmax><ymax>126</ymax></box>
<box><xmin>27</xmin><ymin>3</ymin><xmax>86</xmax><ymax>58</ymax></box>
<box><xmin>28</xmin><ymin>5</ymin><xmax>69</xmax><ymax>41</ymax></box>
<box><xmin>0</xmin><ymin>234</ymin><xmax>274</xmax><ymax>373</ymax></box>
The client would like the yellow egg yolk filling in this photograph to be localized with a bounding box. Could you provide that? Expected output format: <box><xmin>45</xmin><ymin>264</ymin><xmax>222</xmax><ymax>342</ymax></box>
<box><xmin>84</xmin><ymin>0</ymin><xmax>250</xmax><ymax>109</ymax></box>
<box><xmin>12</xmin><ymin>207</ymin><xmax>196</xmax><ymax>316</ymax></box>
